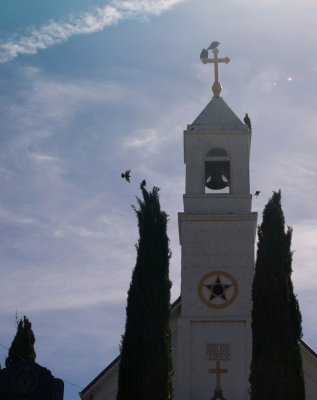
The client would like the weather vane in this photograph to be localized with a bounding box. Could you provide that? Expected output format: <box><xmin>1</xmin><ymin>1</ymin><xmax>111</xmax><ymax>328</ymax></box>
<box><xmin>200</xmin><ymin>41</ymin><xmax>230</xmax><ymax>98</ymax></box>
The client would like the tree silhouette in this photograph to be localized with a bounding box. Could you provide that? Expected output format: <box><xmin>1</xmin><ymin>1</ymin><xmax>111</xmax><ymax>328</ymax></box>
<box><xmin>6</xmin><ymin>315</ymin><xmax>36</xmax><ymax>367</ymax></box>
<box><xmin>117</xmin><ymin>186</ymin><xmax>173</xmax><ymax>400</ymax></box>
<box><xmin>250</xmin><ymin>191</ymin><xmax>305</xmax><ymax>400</ymax></box>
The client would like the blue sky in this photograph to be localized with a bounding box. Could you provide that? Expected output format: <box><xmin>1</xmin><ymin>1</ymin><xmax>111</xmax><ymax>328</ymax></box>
<box><xmin>0</xmin><ymin>0</ymin><xmax>317</xmax><ymax>399</ymax></box>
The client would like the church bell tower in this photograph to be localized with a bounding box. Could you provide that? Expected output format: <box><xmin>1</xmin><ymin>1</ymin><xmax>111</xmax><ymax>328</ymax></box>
<box><xmin>175</xmin><ymin>43</ymin><xmax>258</xmax><ymax>400</ymax></box>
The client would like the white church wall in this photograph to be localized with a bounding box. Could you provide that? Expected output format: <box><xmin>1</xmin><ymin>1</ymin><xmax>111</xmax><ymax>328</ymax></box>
<box><xmin>174</xmin><ymin>316</ymin><xmax>251</xmax><ymax>400</ymax></box>
<box><xmin>183</xmin><ymin>194</ymin><xmax>252</xmax><ymax>214</ymax></box>
<box><xmin>189</xmin><ymin>320</ymin><xmax>248</xmax><ymax>400</ymax></box>
<box><xmin>80</xmin><ymin>304</ymin><xmax>317</xmax><ymax>400</ymax></box>
<box><xmin>170</xmin><ymin>302</ymin><xmax>180</xmax><ymax>392</ymax></box>
<box><xmin>178</xmin><ymin>216</ymin><xmax>256</xmax><ymax>319</ymax></box>
<box><xmin>81</xmin><ymin>305</ymin><xmax>181</xmax><ymax>400</ymax></box>
<box><xmin>82</xmin><ymin>361</ymin><xmax>119</xmax><ymax>400</ymax></box>
<box><xmin>301</xmin><ymin>342</ymin><xmax>317</xmax><ymax>399</ymax></box>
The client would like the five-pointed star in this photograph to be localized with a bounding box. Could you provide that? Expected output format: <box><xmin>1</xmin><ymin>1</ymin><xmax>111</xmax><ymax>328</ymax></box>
<box><xmin>204</xmin><ymin>275</ymin><xmax>232</xmax><ymax>302</ymax></box>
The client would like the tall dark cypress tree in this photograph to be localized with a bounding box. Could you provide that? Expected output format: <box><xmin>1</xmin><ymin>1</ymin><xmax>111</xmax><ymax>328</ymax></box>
<box><xmin>250</xmin><ymin>191</ymin><xmax>305</xmax><ymax>400</ymax></box>
<box><xmin>117</xmin><ymin>186</ymin><xmax>173</xmax><ymax>400</ymax></box>
<box><xmin>6</xmin><ymin>316</ymin><xmax>36</xmax><ymax>367</ymax></box>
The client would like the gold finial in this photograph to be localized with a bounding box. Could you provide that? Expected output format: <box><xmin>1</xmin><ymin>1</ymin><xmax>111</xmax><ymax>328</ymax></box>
<box><xmin>200</xmin><ymin>42</ymin><xmax>230</xmax><ymax>97</ymax></box>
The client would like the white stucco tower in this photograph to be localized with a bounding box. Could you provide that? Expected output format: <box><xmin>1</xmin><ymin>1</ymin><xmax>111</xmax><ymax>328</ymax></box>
<box><xmin>175</xmin><ymin>44</ymin><xmax>258</xmax><ymax>400</ymax></box>
<box><xmin>79</xmin><ymin>44</ymin><xmax>317</xmax><ymax>400</ymax></box>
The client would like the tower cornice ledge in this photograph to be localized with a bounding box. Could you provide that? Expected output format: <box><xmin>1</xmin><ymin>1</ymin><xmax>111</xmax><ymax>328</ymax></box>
<box><xmin>184</xmin><ymin>194</ymin><xmax>252</xmax><ymax>199</ymax></box>
<box><xmin>178</xmin><ymin>212</ymin><xmax>258</xmax><ymax>222</ymax></box>
<box><xmin>178</xmin><ymin>212</ymin><xmax>258</xmax><ymax>243</ymax></box>
<box><xmin>183</xmin><ymin>194</ymin><xmax>254</xmax><ymax>215</ymax></box>
<box><xmin>185</xmin><ymin>128</ymin><xmax>250</xmax><ymax>135</ymax></box>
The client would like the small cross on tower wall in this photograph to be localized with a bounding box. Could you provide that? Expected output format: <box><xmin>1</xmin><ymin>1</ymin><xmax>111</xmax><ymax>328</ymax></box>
<box><xmin>200</xmin><ymin>42</ymin><xmax>230</xmax><ymax>98</ymax></box>
<box><xmin>206</xmin><ymin>343</ymin><xmax>230</xmax><ymax>400</ymax></box>
<box><xmin>209</xmin><ymin>360</ymin><xmax>228</xmax><ymax>391</ymax></box>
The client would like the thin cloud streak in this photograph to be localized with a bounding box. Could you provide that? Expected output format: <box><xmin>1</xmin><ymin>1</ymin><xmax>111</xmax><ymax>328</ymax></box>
<box><xmin>0</xmin><ymin>206</ymin><xmax>37</xmax><ymax>226</ymax></box>
<box><xmin>0</xmin><ymin>0</ymin><xmax>184</xmax><ymax>63</ymax></box>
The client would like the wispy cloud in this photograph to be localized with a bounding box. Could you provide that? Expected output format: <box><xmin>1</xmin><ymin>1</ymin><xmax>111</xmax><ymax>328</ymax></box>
<box><xmin>124</xmin><ymin>128</ymin><xmax>162</xmax><ymax>154</ymax></box>
<box><xmin>0</xmin><ymin>0</ymin><xmax>184</xmax><ymax>63</ymax></box>
<box><xmin>0</xmin><ymin>206</ymin><xmax>37</xmax><ymax>225</ymax></box>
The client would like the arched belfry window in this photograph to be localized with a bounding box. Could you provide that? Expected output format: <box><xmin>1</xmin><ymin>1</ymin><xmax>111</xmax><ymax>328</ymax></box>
<box><xmin>205</xmin><ymin>147</ymin><xmax>230</xmax><ymax>193</ymax></box>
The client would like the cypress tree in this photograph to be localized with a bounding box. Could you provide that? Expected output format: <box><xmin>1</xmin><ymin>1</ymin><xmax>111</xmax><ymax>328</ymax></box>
<box><xmin>117</xmin><ymin>186</ymin><xmax>173</xmax><ymax>400</ymax></box>
<box><xmin>250</xmin><ymin>190</ymin><xmax>305</xmax><ymax>400</ymax></box>
<box><xmin>6</xmin><ymin>315</ymin><xmax>36</xmax><ymax>367</ymax></box>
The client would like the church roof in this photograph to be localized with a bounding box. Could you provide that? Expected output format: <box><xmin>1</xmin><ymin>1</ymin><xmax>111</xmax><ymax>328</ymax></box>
<box><xmin>80</xmin><ymin>297</ymin><xmax>181</xmax><ymax>398</ymax></box>
<box><xmin>80</xmin><ymin>295</ymin><xmax>316</xmax><ymax>398</ymax></box>
<box><xmin>188</xmin><ymin>97</ymin><xmax>249</xmax><ymax>133</ymax></box>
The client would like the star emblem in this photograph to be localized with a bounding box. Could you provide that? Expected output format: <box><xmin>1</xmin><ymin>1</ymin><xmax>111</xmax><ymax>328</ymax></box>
<box><xmin>197</xmin><ymin>271</ymin><xmax>238</xmax><ymax>309</ymax></box>
<box><xmin>204</xmin><ymin>275</ymin><xmax>232</xmax><ymax>302</ymax></box>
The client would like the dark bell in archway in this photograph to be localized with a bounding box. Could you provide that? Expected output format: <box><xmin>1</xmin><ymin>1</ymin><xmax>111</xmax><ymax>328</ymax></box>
<box><xmin>205</xmin><ymin>169</ymin><xmax>229</xmax><ymax>190</ymax></box>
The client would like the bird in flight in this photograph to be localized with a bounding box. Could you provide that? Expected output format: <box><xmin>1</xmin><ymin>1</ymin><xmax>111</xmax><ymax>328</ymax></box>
<box><xmin>244</xmin><ymin>113</ymin><xmax>252</xmax><ymax>130</ymax></box>
<box><xmin>254</xmin><ymin>190</ymin><xmax>260</xmax><ymax>198</ymax></box>
<box><xmin>121</xmin><ymin>170</ymin><xmax>131</xmax><ymax>182</ymax></box>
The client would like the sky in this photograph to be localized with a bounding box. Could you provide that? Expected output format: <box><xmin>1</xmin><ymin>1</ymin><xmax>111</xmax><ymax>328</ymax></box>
<box><xmin>0</xmin><ymin>0</ymin><xmax>317</xmax><ymax>398</ymax></box>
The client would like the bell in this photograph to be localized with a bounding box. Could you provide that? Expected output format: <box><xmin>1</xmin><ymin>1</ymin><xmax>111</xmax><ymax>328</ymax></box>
<box><xmin>205</xmin><ymin>169</ymin><xmax>228</xmax><ymax>190</ymax></box>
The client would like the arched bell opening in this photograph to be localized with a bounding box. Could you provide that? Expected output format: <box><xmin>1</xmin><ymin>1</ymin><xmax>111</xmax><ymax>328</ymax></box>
<box><xmin>205</xmin><ymin>147</ymin><xmax>230</xmax><ymax>194</ymax></box>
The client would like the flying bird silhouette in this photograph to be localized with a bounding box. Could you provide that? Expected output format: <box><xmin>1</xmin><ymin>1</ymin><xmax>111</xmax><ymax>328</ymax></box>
<box><xmin>140</xmin><ymin>179</ymin><xmax>146</xmax><ymax>189</ymax></box>
<box><xmin>244</xmin><ymin>113</ymin><xmax>252</xmax><ymax>130</ymax></box>
<box><xmin>121</xmin><ymin>170</ymin><xmax>131</xmax><ymax>182</ymax></box>
<box><xmin>254</xmin><ymin>190</ymin><xmax>260</xmax><ymax>198</ymax></box>
<box><xmin>207</xmin><ymin>41</ymin><xmax>220</xmax><ymax>50</ymax></box>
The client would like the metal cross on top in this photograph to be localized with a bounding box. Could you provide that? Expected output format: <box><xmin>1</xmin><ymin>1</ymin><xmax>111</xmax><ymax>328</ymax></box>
<box><xmin>200</xmin><ymin>41</ymin><xmax>230</xmax><ymax>98</ymax></box>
